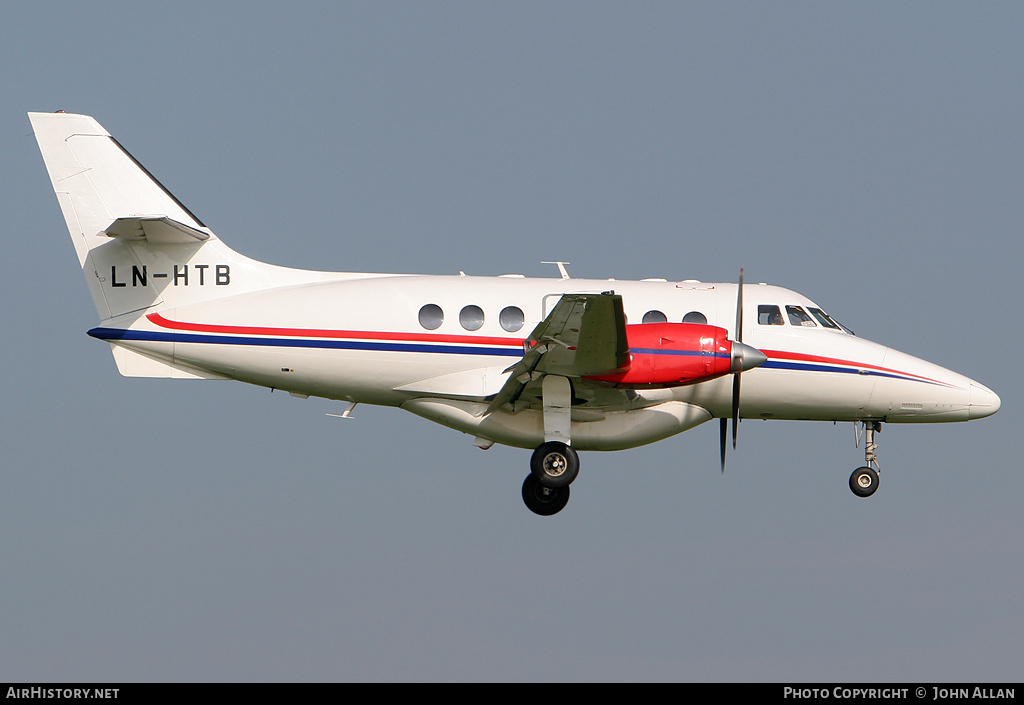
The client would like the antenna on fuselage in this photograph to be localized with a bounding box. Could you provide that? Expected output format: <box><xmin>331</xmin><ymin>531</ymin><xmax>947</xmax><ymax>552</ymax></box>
<box><xmin>327</xmin><ymin>402</ymin><xmax>358</xmax><ymax>420</ymax></box>
<box><xmin>541</xmin><ymin>261</ymin><xmax>571</xmax><ymax>280</ymax></box>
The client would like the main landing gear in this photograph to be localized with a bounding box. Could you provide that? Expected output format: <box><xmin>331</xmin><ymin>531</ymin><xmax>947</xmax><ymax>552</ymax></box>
<box><xmin>849</xmin><ymin>421</ymin><xmax>881</xmax><ymax>498</ymax></box>
<box><xmin>520</xmin><ymin>375</ymin><xmax>581</xmax><ymax>516</ymax></box>
<box><xmin>522</xmin><ymin>441</ymin><xmax>579</xmax><ymax>516</ymax></box>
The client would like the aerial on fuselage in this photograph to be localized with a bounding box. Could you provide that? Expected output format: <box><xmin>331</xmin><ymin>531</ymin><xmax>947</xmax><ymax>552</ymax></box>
<box><xmin>30</xmin><ymin>111</ymin><xmax>999</xmax><ymax>515</ymax></box>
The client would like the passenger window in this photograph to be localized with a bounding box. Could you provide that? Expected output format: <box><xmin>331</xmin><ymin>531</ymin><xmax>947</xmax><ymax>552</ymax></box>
<box><xmin>642</xmin><ymin>310</ymin><xmax>667</xmax><ymax>324</ymax></box>
<box><xmin>682</xmin><ymin>311</ymin><xmax>707</xmax><ymax>324</ymax></box>
<box><xmin>758</xmin><ymin>305</ymin><xmax>783</xmax><ymax>325</ymax></box>
<box><xmin>786</xmin><ymin>305</ymin><xmax>816</xmax><ymax>327</ymax></box>
<box><xmin>418</xmin><ymin>304</ymin><xmax>444</xmax><ymax>330</ymax></box>
<box><xmin>499</xmin><ymin>306</ymin><xmax>525</xmax><ymax>332</ymax></box>
<box><xmin>459</xmin><ymin>305</ymin><xmax>485</xmax><ymax>331</ymax></box>
<box><xmin>808</xmin><ymin>307</ymin><xmax>841</xmax><ymax>330</ymax></box>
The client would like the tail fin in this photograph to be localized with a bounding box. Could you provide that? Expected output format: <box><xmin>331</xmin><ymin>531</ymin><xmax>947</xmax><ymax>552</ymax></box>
<box><xmin>29</xmin><ymin>111</ymin><xmax>311</xmax><ymax>322</ymax></box>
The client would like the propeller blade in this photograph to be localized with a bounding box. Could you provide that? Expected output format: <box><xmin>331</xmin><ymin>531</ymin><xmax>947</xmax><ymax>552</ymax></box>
<box><xmin>720</xmin><ymin>267</ymin><xmax>756</xmax><ymax>472</ymax></box>
<box><xmin>720</xmin><ymin>418</ymin><xmax>728</xmax><ymax>472</ymax></box>
<box><xmin>732</xmin><ymin>373</ymin><xmax>740</xmax><ymax>450</ymax></box>
<box><xmin>729</xmin><ymin>269</ymin><xmax>745</xmax><ymax>458</ymax></box>
<box><xmin>735</xmin><ymin>267</ymin><xmax>744</xmax><ymax>343</ymax></box>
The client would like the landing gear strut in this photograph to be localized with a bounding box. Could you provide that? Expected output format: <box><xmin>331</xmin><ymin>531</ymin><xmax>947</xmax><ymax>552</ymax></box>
<box><xmin>522</xmin><ymin>376</ymin><xmax>579</xmax><ymax>515</ymax></box>
<box><xmin>850</xmin><ymin>421</ymin><xmax>881</xmax><ymax>497</ymax></box>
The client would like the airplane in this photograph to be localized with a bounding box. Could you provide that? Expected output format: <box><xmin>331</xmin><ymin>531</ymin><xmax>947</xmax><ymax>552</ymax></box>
<box><xmin>29</xmin><ymin>111</ymin><xmax>1001</xmax><ymax>516</ymax></box>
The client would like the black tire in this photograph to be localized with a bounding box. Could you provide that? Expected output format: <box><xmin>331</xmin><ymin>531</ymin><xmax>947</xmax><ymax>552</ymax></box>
<box><xmin>522</xmin><ymin>474</ymin><xmax>570</xmax><ymax>516</ymax></box>
<box><xmin>530</xmin><ymin>441</ymin><xmax>580</xmax><ymax>489</ymax></box>
<box><xmin>849</xmin><ymin>466</ymin><xmax>880</xmax><ymax>497</ymax></box>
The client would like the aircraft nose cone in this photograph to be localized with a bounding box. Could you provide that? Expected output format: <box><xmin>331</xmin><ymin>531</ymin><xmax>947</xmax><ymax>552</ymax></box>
<box><xmin>969</xmin><ymin>382</ymin><xmax>1000</xmax><ymax>419</ymax></box>
<box><xmin>732</xmin><ymin>341</ymin><xmax>768</xmax><ymax>372</ymax></box>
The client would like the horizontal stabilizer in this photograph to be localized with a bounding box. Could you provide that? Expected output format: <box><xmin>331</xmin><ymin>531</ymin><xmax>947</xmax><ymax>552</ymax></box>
<box><xmin>105</xmin><ymin>216</ymin><xmax>210</xmax><ymax>244</ymax></box>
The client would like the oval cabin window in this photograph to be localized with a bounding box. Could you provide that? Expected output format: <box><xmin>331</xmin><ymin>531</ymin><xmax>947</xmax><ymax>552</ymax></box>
<box><xmin>459</xmin><ymin>305</ymin><xmax>485</xmax><ymax>331</ymax></box>
<box><xmin>499</xmin><ymin>306</ymin><xmax>525</xmax><ymax>332</ymax></box>
<box><xmin>418</xmin><ymin>304</ymin><xmax>444</xmax><ymax>330</ymax></box>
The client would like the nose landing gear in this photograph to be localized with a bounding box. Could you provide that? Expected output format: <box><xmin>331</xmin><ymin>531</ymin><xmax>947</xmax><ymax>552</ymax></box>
<box><xmin>850</xmin><ymin>465</ymin><xmax>880</xmax><ymax>497</ymax></box>
<box><xmin>850</xmin><ymin>421</ymin><xmax>881</xmax><ymax>497</ymax></box>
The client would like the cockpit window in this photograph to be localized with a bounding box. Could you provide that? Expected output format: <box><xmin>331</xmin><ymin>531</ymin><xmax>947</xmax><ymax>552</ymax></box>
<box><xmin>786</xmin><ymin>305</ymin><xmax>816</xmax><ymax>327</ymax></box>
<box><xmin>758</xmin><ymin>305</ymin><xmax>783</xmax><ymax>325</ymax></box>
<box><xmin>807</xmin><ymin>307</ymin><xmax>840</xmax><ymax>330</ymax></box>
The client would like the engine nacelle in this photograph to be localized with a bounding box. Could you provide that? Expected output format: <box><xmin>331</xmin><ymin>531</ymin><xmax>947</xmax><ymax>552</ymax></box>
<box><xmin>587</xmin><ymin>322</ymin><xmax>736</xmax><ymax>388</ymax></box>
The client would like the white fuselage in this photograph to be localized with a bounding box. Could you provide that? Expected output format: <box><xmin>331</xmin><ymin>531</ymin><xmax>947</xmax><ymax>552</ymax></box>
<box><xmin>91</xmin><ymin>272</ymin><xmax>1000</xmax><ymax>450</ymax></box>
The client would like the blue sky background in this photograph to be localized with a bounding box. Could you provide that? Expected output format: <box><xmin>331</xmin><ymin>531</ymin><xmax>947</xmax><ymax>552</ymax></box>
<box><xmin>1</xmin><ymin>2</ymin><xmax>1020</xmax><ymax>681</ymax></box>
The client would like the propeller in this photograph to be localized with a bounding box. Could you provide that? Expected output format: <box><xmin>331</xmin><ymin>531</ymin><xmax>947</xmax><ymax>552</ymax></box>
<box><xmin>720</xmin><ymin>268</ymin><xmax>766</xmax><ymax>471</ymax></box>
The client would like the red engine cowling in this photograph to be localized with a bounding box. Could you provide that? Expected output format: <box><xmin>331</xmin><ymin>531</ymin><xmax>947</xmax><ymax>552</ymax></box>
<box><xmin>587</xmin><ymin>322</ymin><xmax>735</xmax><ymax>387</ymax></box>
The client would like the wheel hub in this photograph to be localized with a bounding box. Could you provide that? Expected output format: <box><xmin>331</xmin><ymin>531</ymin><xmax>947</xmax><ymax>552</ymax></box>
<box><xmin>542</xmin><ymin>452</ymin><xmax>567</xmax><ymax>477</ymax></box>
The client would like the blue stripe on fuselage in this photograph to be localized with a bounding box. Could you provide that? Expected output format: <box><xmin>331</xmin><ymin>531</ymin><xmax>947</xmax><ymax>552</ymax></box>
<box><xmin>762</xmin><ymin>359</ymin><xmax>911</xmax><ymax>382</ymax></box>
<box><xmin>87</xmin><ymin>327</ymin><xmax>932</xmax><ymax>384</ymax></box>
<box><xmin>87</xmin><ymin>327</ymin><xmax>522</xmax><ymax>357</ymax></box>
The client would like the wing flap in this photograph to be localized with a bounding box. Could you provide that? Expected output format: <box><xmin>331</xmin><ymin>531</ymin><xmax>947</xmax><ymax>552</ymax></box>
<box><xmin>542</xmin><ymin>293</ymin><xmax>629</xmax><ymax>376</ymax></box>
<box><xmin>485</xmin><ymin>293</ymin><xmax>629</xmax><ymax>414</ymax></box>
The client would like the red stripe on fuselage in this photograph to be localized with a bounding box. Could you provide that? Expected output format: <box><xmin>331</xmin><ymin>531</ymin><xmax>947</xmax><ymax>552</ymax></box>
<box><xmin>146</xmin><ymin>312</ymin><xmax>524</xmax><ymax>347</ymax></box>
<box><xmin>145</xmin><ymin>315</ymin><xmax>953</xmax><ymax>388</ymax></box>
<box><xmin>760</xmin><ymin>348</ymin><xmax>951</xmax><ymax>387</ymax></box>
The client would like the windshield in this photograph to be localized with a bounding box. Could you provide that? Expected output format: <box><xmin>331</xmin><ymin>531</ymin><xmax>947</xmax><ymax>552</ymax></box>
<box><xmin>808</xmin><ymin>307</ymin><xmax>854</xmax><ymax>335</ymax></box>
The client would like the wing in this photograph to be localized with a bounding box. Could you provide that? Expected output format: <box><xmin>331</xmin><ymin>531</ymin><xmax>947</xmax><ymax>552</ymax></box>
<box><xmin>485</xmin><ymin>292</ymin><xmax>629</xmax><ymax>414</ymax></box>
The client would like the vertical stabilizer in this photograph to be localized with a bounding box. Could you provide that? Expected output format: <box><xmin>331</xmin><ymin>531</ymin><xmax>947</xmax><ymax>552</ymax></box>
<box><xmin>30</xmin><ymin>111</ymin><xmax>334</xmax><ymax>323</ymax></box>
<box><xmin>30</xmin><ymin>111</ymin><xmax>220</xmax><ymax>320</ymax></box>
<box><xmin>30</xmin><ymin>112</ymin><xmax>208</xmax><ymax>257</ymax></box>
